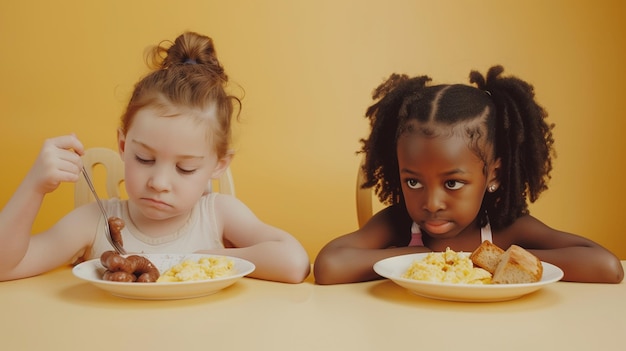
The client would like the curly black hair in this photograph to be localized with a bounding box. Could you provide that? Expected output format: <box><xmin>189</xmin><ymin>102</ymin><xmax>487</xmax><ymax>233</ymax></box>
<box><xmin>359</xmin><ymin>65</ymin><xmax>555</xmax><ymax>230</ymax></box>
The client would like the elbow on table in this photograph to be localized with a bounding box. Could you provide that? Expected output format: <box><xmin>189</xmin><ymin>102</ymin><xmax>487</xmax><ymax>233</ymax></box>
<box><xmin>563</xmin><ymin>255</ymin><xmax>624</xmax><ymax>284</ymax></box>
<box><xmin>594</xmin><ymin>254</ymin><xmax>624</xmax><ymax>284</ymax></box>
<box><xmin>606</xmin><ymin>258</ymin><xmax>624</xmax><ymax>284</ymax></box>
<box><xmin>275</xmin><ymin>251</ymin><xmax>311</xmax><ymax>284</ymax></box>
<box><xmin>285</xmin><ymin>258</ymin><xmax>312</xmax><ymax>284</ymax></box>
<box><xmin>313</xmin><ymin>254</ymin><xmax>348</xmax><ymax>285</ymax></box>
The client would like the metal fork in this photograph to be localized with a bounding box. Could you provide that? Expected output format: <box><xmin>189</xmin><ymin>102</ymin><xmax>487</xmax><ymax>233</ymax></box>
<box><xmin>81</xmin><ymin>166</ymin><xmax>127</xmax><ymax>255</ymax></box>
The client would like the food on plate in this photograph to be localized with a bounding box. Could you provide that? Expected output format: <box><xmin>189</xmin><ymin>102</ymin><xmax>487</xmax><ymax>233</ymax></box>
<box><xmin>100</xmin><ymin>251</ymin><xmax>160</xmax><ymax>282</ymax></box>
<box><xmin>401</xmin><ymin>242</ymin><xmax>544</xmax><ymax>285</ymax></box>
<box><xmin>491</xmin><ymin>245</ymin><xmax>543</xmax><ymax>284</ymax></box>
<box><xmin>469</xmin><ymin>240</ymin><xmax>505</xmax><ymax>273</ymax></box>
<box><xmin>102</xmin><ymin>270</ymin><xmax>135</xmax><ymax>282</ymax></box>
<box><xmin>157</xmin><ymin>256</ymin><xmax>234</xmax><ymax>282</ymax></box>
<box><xmin>402</xmin><ymin>248</ymin><xmax>492</xmax><ymax>284</ymax></box>
<box><xmin>470</xmin><ymin>241</ymin><xmax>543</xmax><ymax>284</ymax></box>
<box><xmin>107</xmin><ymin>216</ymin><xmax>125</xmax><ymax>248</ymax></box>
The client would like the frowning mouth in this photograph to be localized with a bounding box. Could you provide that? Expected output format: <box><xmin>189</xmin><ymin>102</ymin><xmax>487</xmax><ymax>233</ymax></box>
<box><xmin>142</xmin><ymin>198</ymin><xmax>171</xmax><ymax>208</ymax></box>
<box><xmin>421</xmin><ymin>219</ymin><xmax>454</xmax><ymax>235</ymax></box>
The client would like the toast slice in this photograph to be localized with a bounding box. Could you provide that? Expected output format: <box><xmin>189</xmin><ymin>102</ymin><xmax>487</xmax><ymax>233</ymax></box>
<box><xmin>492</xmin><ymin>245</ymin><xmax>543</xmax><ymax>284</ymax></box>
<box><xmin>469</xmin><ymin>240</ymin><xmax>505</xmax><ymax>274</ymax></box>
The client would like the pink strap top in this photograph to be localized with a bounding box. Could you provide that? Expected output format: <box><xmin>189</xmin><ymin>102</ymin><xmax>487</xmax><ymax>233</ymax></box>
<box><xmin>409</xmin><ymin>222</ymin><xmax>493</xmax><ymax>246</ymax></box>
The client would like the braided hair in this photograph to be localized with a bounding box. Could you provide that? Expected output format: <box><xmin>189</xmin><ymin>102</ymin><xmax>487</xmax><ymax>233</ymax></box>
<box><xmin>359</xmin><ymin>66</ymin><xmax>555</xmax><ymax>230</ymax></box>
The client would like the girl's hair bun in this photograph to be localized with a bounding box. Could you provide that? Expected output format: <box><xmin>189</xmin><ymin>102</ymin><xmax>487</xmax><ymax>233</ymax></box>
<box><xmin>149</xmin><ymin>31</ymin><xmax>227</xmax><ymax>81</ymax></box>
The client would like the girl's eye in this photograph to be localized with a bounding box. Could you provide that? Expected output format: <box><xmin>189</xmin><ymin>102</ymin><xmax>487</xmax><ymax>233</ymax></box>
<box><xmin>135</xmin><ymin>156</ymin><xmax>196</xmax><ymax>174</ymax></box>
<box><xmin>177</xmin><ymin>167</ymin><xmax>196</xmax><ymax>175</ymax></box>
<box><xmin>445</xmin><ymin>180</ymin><xmax>464</xmax><ymax>190</ymax></box>
<box><xmin>135</xmin><ymin>155</ymin><xmax>154</xmax><ymax>164</ymax></box>
<box><xmin>406</xmin><ymin>179</ymin><xmax>422</xmax><ymax>189</ymax></box>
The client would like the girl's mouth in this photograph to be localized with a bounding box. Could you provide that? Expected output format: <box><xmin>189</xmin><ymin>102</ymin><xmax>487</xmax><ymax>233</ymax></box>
<box><xmin>422</xmin><ymin>220</ymin><xmax>454</xmax><ymax>235</ymax></box>
<box><xmin>142</xmin><ymin>198</ymin><xmax>170</xmax><ymax>209</ymax></box>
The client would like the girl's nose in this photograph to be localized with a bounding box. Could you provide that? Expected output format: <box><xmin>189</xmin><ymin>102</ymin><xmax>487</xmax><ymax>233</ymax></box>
<box><xmin>422</xmin><ymin>188</ymin><xmax>446</xmax><ymax>213</ymax></box>
<box><xmin>147</xmin><ymin>167</ymin><xmax>172</xmax><ymax>192</ymax></box>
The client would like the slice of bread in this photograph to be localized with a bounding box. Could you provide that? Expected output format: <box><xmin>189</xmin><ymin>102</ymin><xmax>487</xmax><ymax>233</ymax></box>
<box><xmin>469</xmin><ymin>240</ymin><xmax>505</xmax><ymax>274</ymax></box>
<box><xmin>491</xmin><ymin>245</ymin><xmax>543</xmax><ymax>284</ymax></box>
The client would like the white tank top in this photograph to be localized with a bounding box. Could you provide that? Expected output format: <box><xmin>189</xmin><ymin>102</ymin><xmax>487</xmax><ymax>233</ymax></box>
<box><xmin>87</xmin><ymin>193</ymin><xmax>224</xmax><ymax>259</ymax></box>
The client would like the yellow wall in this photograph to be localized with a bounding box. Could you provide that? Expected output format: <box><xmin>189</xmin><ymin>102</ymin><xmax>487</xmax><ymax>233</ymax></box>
<box><xmin>1</xmin><ymin>0</ymin><xmax>625</xmax><ymax>260</ymax></box>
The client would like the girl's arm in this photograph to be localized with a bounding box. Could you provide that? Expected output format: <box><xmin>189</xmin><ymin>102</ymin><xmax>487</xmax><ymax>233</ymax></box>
<box><xmin>200</xmin><ymin>194</ymin><xmax>311</xmax><ymax>283</ymax></box>
<box><xmin>0</xmin><ymin>204</ymin><xmax>101</xmax><ymax>281</ymax></box>
<box><xmin>314</xmin><ymin>206</ymin><xmax>430</xmax><ymax>285</ymax></box>
<box><xmin>504</xmin><ymin>215</ymin><xmax>624</xmax><ymax>283</ymax></box>
<box><xmin>0</xmin><ymin>136</ymin><xmax>83</xmax><ymax>271</ymax></box>
<box><xmin>0</xmin><ymin>135</ymin><xmax>97</xmax><ymax>280</ymax></box>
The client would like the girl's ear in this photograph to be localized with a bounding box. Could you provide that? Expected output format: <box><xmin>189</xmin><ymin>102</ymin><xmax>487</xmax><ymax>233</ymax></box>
<box><xmin>117</xmin><ymin>128</ymin><xmax>126</xmax><ymax>159</ymax></box>
<box><xmin>487</xmin><ymin>157</ymin><xmax>501</xmax><ymax>191</ymax></box>
<box><xmin>210</xmin><ymin>151</ymin><xmax>234</xmax><ymax>179</ymax></box>
<box><xmin>204</xmin><ymin>152</ymin><xmax>234</xmax><ymax>195</ymax></box>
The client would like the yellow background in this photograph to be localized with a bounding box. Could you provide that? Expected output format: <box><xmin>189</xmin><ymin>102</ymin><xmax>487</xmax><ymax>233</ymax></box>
<box><xmin>1</xmin><ymin>0</ymin><xmax>625</xmax><ymax>261</ymax></box>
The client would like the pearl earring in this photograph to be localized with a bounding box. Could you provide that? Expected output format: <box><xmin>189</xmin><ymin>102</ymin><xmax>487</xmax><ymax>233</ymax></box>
<box><xmin>488</xmin><ymin>184</ymin><xmax>497</xmax><ymax>192</ymax></box>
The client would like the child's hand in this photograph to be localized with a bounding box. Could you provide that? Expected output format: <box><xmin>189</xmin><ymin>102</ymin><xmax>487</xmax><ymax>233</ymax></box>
<box><xmin>28</xmin><ymin>135</ymin><xmax>85</xmax><ymax>194</ymax></box>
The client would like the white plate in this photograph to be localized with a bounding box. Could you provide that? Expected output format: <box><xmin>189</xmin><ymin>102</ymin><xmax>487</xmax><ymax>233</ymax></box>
<box><xmin>72</xmin><ymin>253</ymin><xmax>255</xmax><ymax>300</ymax></box>
<box><xmin>373</xmin><ymin>253</ymin><xmax>563</xmax><ymax>302</ymax></box>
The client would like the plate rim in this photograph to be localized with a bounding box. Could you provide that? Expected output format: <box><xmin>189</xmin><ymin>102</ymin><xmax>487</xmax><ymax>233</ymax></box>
<box><xmin>72</xmin><ymin>253</ymin><xmax>255</xmax><ymax>299</ymax></box>
<box><xmin>373</xmin><ymin>252</ymin><xmax>564</xmax><ymax>301</ymax></box>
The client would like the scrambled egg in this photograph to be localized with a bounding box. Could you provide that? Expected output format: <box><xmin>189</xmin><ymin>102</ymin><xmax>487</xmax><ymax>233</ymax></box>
<box><xmin>157</xmin><ymin>256</ymin><xmax>234</xmax><ymax>282</ymax></box>
<box><xmin>402</xmin><ymin>248</ymin><xmax>492</xmax><ymax>284</ymax></box>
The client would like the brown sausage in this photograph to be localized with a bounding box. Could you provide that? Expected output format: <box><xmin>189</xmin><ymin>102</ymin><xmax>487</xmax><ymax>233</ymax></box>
<box><xmin>136</xmin><ymin>272</ymin><xmax>158</xmax><ymax>283</ymax></box>
<box><xmin>107</xmin><ymin>217</ymin><xmax>125</xmax><ymax>248</ymax></box>
<box><xmin>100</xmin><ymin>250</ymin><xmax>116</xmax><ymax>267</ymax></box>
<box><xmin>100</xmin><ymin>251</ymin><xmax>160</xmax><ymax>283</ymax></box>
<box><xmin>102</xmin><ymin>270</ymin><xmax>136</xmax><ymax>282</ymax></box>
<box><xmin>101</xmin><ymin>250</ymin><xmax>133</xmax><ymax>273</ymax></box>
<box><xmin>126</xmin><ymin>255</ymin><xmax>161</xmax><ymax>283</ymax></box>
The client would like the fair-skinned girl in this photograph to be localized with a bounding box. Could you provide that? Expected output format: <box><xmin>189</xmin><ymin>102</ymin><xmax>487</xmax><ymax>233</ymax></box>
<box><xmin>0</xmin><ymin>32</ymin><xmax>310</xmax><ymax>284</ymax></box>
<box><xmin>314</xmin><ymin>66</ymin><xmax>623</xmax><ymax>285</ymax></box>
